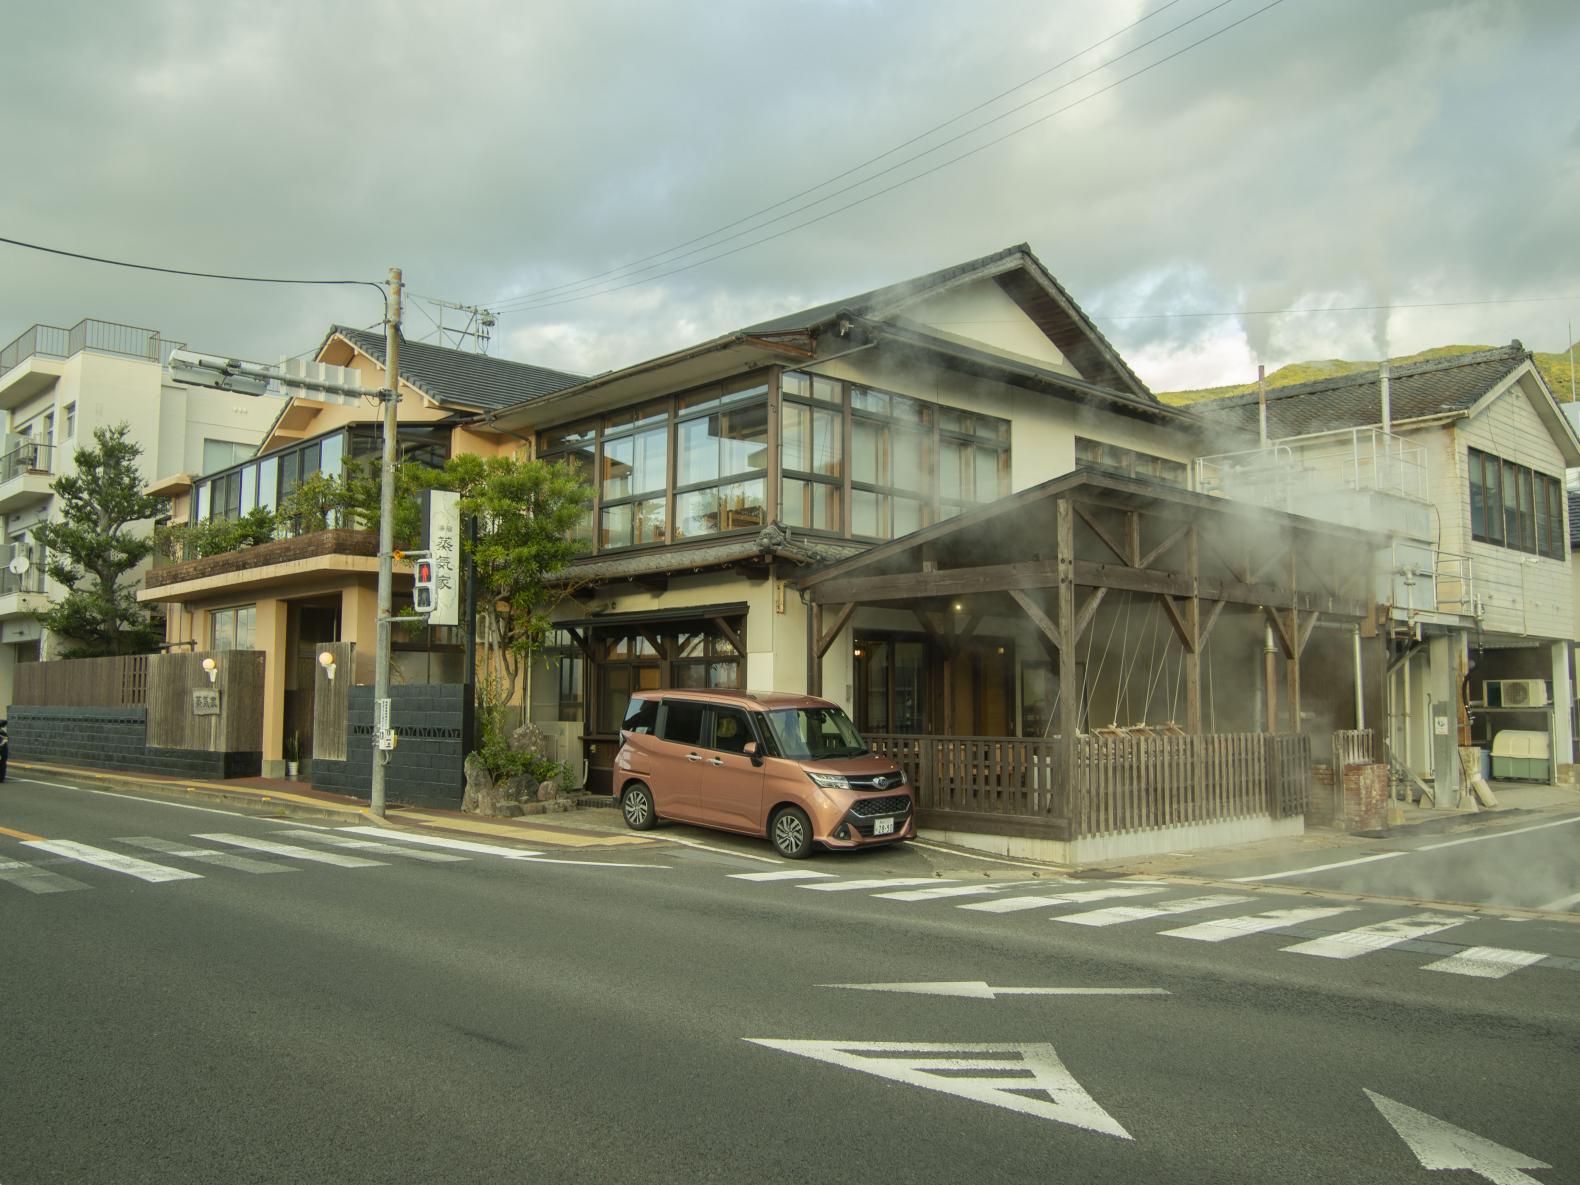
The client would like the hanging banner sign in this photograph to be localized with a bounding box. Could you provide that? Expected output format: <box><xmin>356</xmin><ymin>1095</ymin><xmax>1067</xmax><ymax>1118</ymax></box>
<box><xmin>424</xmin><ymin>490</ymin><xmax>461</xmax><ymax>626</ymax></box>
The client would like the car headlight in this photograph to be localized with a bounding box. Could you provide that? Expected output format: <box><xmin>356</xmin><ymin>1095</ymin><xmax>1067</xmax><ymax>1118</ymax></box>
<box><xmin>807</xmin><ymin>771</ymin><xmax>851</xmax><ymax>789</ymax></box>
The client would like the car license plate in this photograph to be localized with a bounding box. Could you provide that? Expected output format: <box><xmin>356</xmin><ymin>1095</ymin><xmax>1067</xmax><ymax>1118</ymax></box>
<box><xmin>873</xmin><ymin>817</ymin><xmax>895</xmax><ymax>836</ymax></box>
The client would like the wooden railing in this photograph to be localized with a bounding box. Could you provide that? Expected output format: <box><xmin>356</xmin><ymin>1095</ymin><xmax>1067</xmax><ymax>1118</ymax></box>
<box><xmin>866</xmin><ymin>731</ymin><xmax>1311</xmax><ymax>840</ymax></box>
<box><xmin>1332</xmin><ymin>729</ymin><xmax>1375</xmax><ymax>768</ymax></box>
<box><xmin>13</xmin><ymin>655</ymin><xmax>150</xmax><ymax>707</ymax></box>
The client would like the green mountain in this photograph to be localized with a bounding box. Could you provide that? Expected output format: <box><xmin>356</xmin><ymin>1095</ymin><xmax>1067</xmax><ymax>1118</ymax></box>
<box><xmin>1158</xmin><ymin>344</ymin><xmax>1579</xmax><ymax>407</ymax></box>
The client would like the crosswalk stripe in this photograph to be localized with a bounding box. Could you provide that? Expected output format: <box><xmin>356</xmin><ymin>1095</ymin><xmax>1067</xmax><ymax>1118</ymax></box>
<box><xmin>0</xmin><ymin>856</ymin><xmax>89</xmax><ymax>894</ymax></box>
<box><xmin>960</xmin><ymin>885</ymin><xmax>1162</xmax><ymax>914</ymax></box>
<box><xmin>729</xmin><ymin>870</ymin><xmax>836</xmax><ymax>882</ymax></box>
<box><xmin>1160</xmin><ymin>905</ymin><xmax>1357</xmax><ymax>942</ymax></box>
<box><xmin>1281</xmin><ymin>913</ymin><xmax>1464</xmax><ymax>959</ymax></box>
<box><xmin>193</xmin><ymin>833</ymin><xmax>385</xmax><ymax>868</ymax></box>
<box><xmin>271</xmin><ymin>829</ymin><xmax>469</xmax><ymax>863</ymax></box>
<box><xmin>118</xmin><ymin>836</ymin><xmax>295</xmax><ymax>874</ymax></box>
<box><xmin>801</xmin><ymin>877</ymin><xmax>948</xmax><ymax>893</ymax></box>
<box><xmin>22</xmin><ymin>839</ymin><xmax>203</xmax><ymax>883</ymax></box>
<box><xmin>1422</xmin><ymin>946</ymin><xmax>1546</xmax><ymax>979</ymax></box>
<box><xmin>339</xmin><ymin>826</ymin><xmax>542</xmax><ymax>859</ymax></box>
<box><xmin>1055</xmin><ymin>893</ymin><xmax>1252</xmax><ymax>927</ymax></box>
<box><xmin>874</xmin><ymin>880</ymin><xmax>1043</xmax><ymax>902</ymax></box>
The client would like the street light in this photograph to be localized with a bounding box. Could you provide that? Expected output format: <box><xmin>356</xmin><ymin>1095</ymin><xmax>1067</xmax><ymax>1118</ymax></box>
<box><xmin>201</xmin><ymin>657</ymin><xmax>218</xmax><ymax>684</ymax></box>
<box><xmin>318</xmin><ymin>651</ymin><xmax>337</xmax><ymax>681</ymax></box>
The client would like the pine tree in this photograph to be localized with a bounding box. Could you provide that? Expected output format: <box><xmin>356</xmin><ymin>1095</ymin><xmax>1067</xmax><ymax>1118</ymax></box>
<box><xmin>35</xmin><ymin>423</ymin><xmax>168</xmax><ymax>657</ymax></box>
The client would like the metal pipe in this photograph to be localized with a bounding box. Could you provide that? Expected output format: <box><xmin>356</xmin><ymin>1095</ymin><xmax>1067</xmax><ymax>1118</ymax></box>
<box><xmin>1353</xmin><ymin>625</ymin><xmax>1365</xmax><ymax>730</ymax></box>
<box><xmin>1379</xmin><ymin>360</ymin><xmax>1392</xmax><ymax>434</ymax></box>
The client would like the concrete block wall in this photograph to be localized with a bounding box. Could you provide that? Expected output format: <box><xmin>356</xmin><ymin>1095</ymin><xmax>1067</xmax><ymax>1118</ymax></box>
<box><xmin>9</xmin><ymin>706</ymin><xmax>261</xmax><ymax>779</ymax></box>
<box><xmin>310</xmin><ymin>683</ymin><xmax>472</xmax><ymax>809</ymax></box>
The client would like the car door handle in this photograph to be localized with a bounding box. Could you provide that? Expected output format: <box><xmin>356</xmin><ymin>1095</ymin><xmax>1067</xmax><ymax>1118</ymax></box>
<box><xmin>686</xmin><ymin>753</ymin><xmax>703</xmax><ymax>762</ymax></box>
<box><xmin>708</xmin><ymin>757</ymin><xmax>724</xmax><ymax>767</ymax></box>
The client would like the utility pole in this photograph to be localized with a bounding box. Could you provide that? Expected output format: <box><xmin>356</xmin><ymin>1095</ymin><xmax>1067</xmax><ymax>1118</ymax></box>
<box><xmin>369</xmin><ymin>266</ymin><xmax>402</xmax><ymax>820</ymax></box>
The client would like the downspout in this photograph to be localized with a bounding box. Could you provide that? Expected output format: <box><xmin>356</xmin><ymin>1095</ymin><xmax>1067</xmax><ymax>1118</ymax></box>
<box><xmin>1353</xmin><ymin>625</ymin><xmax>1365</xmax><ymax>730</ymax></box>
<box><xmin>1379</xmin><ymin>360</ymin><xmax>1392</xmax><ymax>435</ymax></box>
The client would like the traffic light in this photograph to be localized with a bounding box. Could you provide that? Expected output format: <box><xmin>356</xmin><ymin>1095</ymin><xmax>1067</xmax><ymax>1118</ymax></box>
<box><xmin>413</xmin><ymin>558</ymin><xmax>436</xmax><ymax>615</ymax></box>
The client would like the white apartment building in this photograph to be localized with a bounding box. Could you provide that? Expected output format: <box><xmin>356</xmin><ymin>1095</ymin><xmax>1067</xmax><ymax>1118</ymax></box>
<box><xmin>0</xmin><ymin>317</ymin><xmax>285</xmax><ymax>707</ymax></box>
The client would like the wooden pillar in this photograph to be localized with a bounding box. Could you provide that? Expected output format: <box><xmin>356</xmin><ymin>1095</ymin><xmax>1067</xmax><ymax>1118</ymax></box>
<box><xmin>1185</xmin><ymin>525</ymin><xmax>1202</xmax><ymax>734</ymax></box>
<box><xmin>1056</xmin><ymin>498</ymin><xmax>1078</xmax><ymax>819</ymax></box>
<box><xmin>1287</xmin><ymin>550</ymin><xmax>1300</xmax><ymax>733</ymax></box>
<box><xmin>807</xmin><ymin>602</ymin><xmax>822</xmax><ymax>697</ymax></box>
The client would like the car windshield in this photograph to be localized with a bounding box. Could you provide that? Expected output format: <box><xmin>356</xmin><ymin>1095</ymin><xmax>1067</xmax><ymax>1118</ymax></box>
<box><xmin>763</xmin><ymin>705</ymin><xmax>868</xmax><ymax>760</ymax></box>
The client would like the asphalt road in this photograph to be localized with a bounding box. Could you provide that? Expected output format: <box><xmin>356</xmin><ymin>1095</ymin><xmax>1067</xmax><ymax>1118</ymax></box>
<box><xmin>2</xmin><ymin>774</ymin><xmax>1576</xmax><ymax>1185</ymax></box>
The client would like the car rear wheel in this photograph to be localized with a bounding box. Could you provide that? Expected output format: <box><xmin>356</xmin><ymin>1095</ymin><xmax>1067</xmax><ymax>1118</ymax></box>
<box><xmin>621</xmin><ymin>782</ymin><xmax>657</xmax><ymax>830</ymax></box>
<box><xmin>770</xmin><ymin>806</ymin><xmax>814</xmax><ymax>859</ymax></box>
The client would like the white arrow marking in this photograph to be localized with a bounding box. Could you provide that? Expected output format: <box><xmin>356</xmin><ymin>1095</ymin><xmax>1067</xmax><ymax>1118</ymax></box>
<box><xmin>745</xmin><ymin>1040</ymin><xmax>1131</xmax><ymax>1138</ymax></box>
<box><xmin>818</xmin><ymin>981</ymin><xmax>1169</xmax><ymax>999</ymax></box>
<box><xmin>1366</xmin><ymin>1090</ymin><xmax>1552</xmax><ymax>1184</ymax></box>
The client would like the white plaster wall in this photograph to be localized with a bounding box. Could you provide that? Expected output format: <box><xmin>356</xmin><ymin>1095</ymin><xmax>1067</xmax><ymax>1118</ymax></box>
<box><xmin>899</xmin><ymin>281</ymin><xmax>1078</xmax><ymax>375</ymax></box>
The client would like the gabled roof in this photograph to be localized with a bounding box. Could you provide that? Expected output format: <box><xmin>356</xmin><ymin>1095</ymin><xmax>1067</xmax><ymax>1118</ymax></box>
<box><xmin>1199</xmin><ymin>344</ymin><xmax>1533</xmax><ymax>439</ymax></box>
<box><xmin>323</xmin><ymin>325</ymin><xmax>585</xmax><ymax>412</ymax></box>
<box><xmin>744</xmin><ymin>243</ymin><xmax>1155</xmax><ymax>402</ymax></box>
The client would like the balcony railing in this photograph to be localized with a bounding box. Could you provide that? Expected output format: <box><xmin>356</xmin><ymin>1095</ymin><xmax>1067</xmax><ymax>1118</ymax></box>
<box><xmin>1</xmin><ymin>318</ymin><xmax>181</xmax><ymax>379</ymax></box>
<box><xmin>1388</xmin><ymin>541</ymin><xmax>1479</xmax><ymax>620</ymax></box>
<box><xmin>0</xmin><ymin>441</ymin><xmax>52</xmax><ymax>482</ymax></box>
<box><xmin>1195</xmin><ymin>428</ymin><xmax>1429</xmax><ymax>511</ymax></box>
<box><xmin>0</xmin><ymin>564</ymin><xmax>46</xmax><ymax>597</ymax></box>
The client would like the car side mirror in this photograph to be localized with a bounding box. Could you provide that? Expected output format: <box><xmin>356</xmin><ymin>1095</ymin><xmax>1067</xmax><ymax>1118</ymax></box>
<box><xmin>744</xmin><ymin>740</ymin><xmax>764</xmax><ymax>767</ymax></box>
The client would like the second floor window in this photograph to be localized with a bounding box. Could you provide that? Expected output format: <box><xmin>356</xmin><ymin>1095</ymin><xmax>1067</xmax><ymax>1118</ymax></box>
<box><xmin>1469</xmin><ymin>447</ymin><xmax>1565</xmax><ymax>559</ymax></box>
<box><xmin>210</xmin><ymin>605</ymin><xmax>256</xmax><ymax>650</ymax></box>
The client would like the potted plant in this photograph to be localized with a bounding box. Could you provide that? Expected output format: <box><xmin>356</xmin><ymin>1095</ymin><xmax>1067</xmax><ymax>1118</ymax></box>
<box><xmin>283</xmin><ymin>732</ymin><xmax>301</xmax><ymax>780</ymax></box>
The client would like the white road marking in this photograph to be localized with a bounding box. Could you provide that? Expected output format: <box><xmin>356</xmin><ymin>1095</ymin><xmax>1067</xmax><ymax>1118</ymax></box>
<box><xmin>22</xmin><ymin>839</ymin><xmax>203</xmax><ymax>883</ymax></box>
<box><xmin>960</xmin><ymin>885</ymin><xmax>1161</xmax><ymax>914</ymax></box>
<box><xmin>11</xmin><ymin>778</ymin><xmax>259</xmax><ymax>818</ymax></box>
<box><xmin>1230</xmin><ymin>851</ymin><xmax>1405</xmax><ymax>882</ymax></box>
<box><xmin>729</xmin><ymin>869</ymin><xmax>836</xmax><ymax>882</ymax></box>
<box><xmin>744</xmin><ymin>1040</ymin><xmax>1131</xmax><ymax>1139</ymax></box>
<box><xmin>1366</xmin><ymin>1089</ymin><xmax>1553</xmax><ymax>1184</ymax></box>
<box><xmin>657</xmin><ymin>835</ymin><xmax>781</xmax><ymax>863</ymax></box>
<box><xmin>800</xmin><ymin>877</ymin><xmax>949</xmax><ymax>892</ymax></box>
<box><xmin>1282</xmin><ymin>913</ymin><xmax>1464</xmax><ymax>960</ymax></box>
<box><xmin>1160</xmin><ymin>905</ymin><xmax>1357</xmax><ymax>942</ymax></box>
<box><xmin>1055</xmin><ymin>893</ymin><xmax>1252</xmax><ymax>927</ymax></box>
<box><xmin>272</xmin><ymin>829</ymin><xmax>469</xmax><ymax>863</ymax></box>
<box><xmin>818</xmin><ymin>981</ymin><xmax>1169</xmax><ymax>999</ymax></box>
<box><xmin>118</xmin><ymin>836</ymin><xmax>294</xmax><ymax>875</ymax></box>
<box><xmin>518</xmin><ymin>856</ymin><xmax>670</xmax><ymax>868</ymax></box>
<box><xmin>0</xmin><ymin>856</ymin><xmax>89</xmax><ymax>894</ymax></box>
<box><xmin>874</xmin><ymin>880</ymin><xmax>1042</xmax><ymax>902</ymax></box>
<box><xmin>193</xmin><ymin>833</ymin><xmax>385</xmax><ymax>868</ymax></box>
<box><xmin>1537</xmin><ymin>889</ymin><xmax>1580</xmax><ymax>912</ymax></box>
<box><xmin>1416</xmin><ymin>815</ymin><xmax>1580</xmax><ymax>851</ymax></box>
<box><xmin>1422</xmin><ymin>947</ymin><xmax>1547</xmax><ymax>979</ymax></box>
<box><xmin>340</xmin><ymin>826</ymin><xmax>542</xmax><ymax>859</ymax></box>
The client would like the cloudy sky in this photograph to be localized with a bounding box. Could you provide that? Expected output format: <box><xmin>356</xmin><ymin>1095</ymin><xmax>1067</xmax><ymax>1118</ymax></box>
<box><xmin>4</xmin><ymin>0</ymin><xmax>1577</xmax><ymax>391</ymax></box>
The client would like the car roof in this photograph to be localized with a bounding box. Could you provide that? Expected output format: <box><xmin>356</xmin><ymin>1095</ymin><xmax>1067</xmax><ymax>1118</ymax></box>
<box><xmin>632</xmin><ymin>688</ymin><xmax>836</xmax><ymax>711</ymax></box>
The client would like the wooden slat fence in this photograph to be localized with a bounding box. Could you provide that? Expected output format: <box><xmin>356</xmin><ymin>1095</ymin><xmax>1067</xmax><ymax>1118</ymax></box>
<box><xmin>1332</xmin><ymin>729</ymin><xmax>1375</xmax><ymax>768</ymax></box>
<box><xmin>311</xmin><ymin>642</ymin><xmax>355</xmax><ymax>761</ymax></box>
<box><xmin>867</xmin><ymin>731</ymin><xmax>1312</xmax><ymax>840</ymax></box>
<box><xmin>147</xmin><ymin>651</ymin><xmax>265</xmax><ymax>752</ymax></box>
<box><xmin>13</xmin><ymin>655</ymin><xmax>150</xmax><ymax>707</ymax></box>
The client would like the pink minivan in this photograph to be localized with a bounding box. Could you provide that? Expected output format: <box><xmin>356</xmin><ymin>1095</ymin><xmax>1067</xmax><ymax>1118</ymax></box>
<box><xmin>613</xmin><ymin>688</ymin><xmax>915</xmax><ymax>858</ymax></box>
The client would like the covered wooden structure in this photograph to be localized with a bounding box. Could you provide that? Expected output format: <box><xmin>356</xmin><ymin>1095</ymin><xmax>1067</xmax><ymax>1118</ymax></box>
<box><xmin>797</xmin><ymin>471</ymin><xmax>1387</xmax><ymax>850</ymax></box>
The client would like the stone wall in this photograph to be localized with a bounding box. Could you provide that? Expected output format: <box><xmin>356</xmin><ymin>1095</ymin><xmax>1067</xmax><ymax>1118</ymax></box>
<box><xmin>310</xmin><ymin>683</ymin><xmax>472</xmax><ymax>809</ymax></box>
<box><xmin>9</xmin><ymin>706</ymin><xmax>261</xmax><ymax>779</ymax></box>
<box><xmin>1307</xmin><ymin>762</ymin><xmax>1339</xmax><ymax>828</ymax></box>
<box><xmin>1341</xmin><ymin>762</ymin><xmax>1390</xmax><ymax>832</ymax></box>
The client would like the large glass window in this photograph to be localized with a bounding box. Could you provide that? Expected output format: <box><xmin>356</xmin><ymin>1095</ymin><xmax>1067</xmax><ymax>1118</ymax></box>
<box><xmin>674</xmin><ymin>387</ymin><xmax>767</xmax><ymax>541</ymax></box>
<box><xmin>210</xmin><ymin>605</ymin><xmax>256</xmax><ymax>651</ymax></box>
<box><xmin>1469</xmin><ymin>447</ymin><xmax>1564</xmax><ymax>558</ymax></box>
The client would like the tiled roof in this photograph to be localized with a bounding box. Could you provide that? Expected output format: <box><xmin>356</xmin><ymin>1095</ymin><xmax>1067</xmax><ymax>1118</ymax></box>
<box><xmin>1199</xmin><ymin>344</ymin><xmax>1530</xmax><ymax>439</ymax></box>
<box><xmin>329</xmin><ymin>325</ymin><xmax>585</xmax><ymax>411</ymax></box>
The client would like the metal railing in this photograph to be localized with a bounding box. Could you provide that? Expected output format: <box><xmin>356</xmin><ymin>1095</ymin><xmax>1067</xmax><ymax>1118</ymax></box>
<box><xmin>1388</xmin><ymin>542</ymin><xmax>1479</xmax><ymax>619</ymax></box>
<box><xmin>0</xmin><ymin>441</ymin><xmax>52</xmax><ymax>482</ymax></box>
<box><xmin>0</xmin><ymin>564</ymin><xmax>46</xmax><ymax>596</ymax></box>
<box><xmin>1195</xmin><ymin>428</ymin><xmax>1429</xmax><ymax>510</ymax></box>
<box><xmin>1</xmin><ymin>318</ymin><xmax>179</xmax><ymax>379</ymax></box>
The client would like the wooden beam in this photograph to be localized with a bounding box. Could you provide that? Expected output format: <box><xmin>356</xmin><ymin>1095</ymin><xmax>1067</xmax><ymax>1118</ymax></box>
<box><xmin>913</xmin><ymin>609</ymin><xmax>954</xmax><ymax>658</ymax></box>
<box><xmin>807</xmin><ymin>603</ymin><xmax>821</xmax><ymax>695</ymax></box>
<box><xmin>1140</xmin><ymin>522</ymin><xmax>1190</xmax><ymax>570</ymax></box>
<box><xmin>1183</xmin><ymin>525</ymin><xmax>1201</xmax><ymax>734</ymax></box>
<box><xmin>1296</xmin><ymin>610</ymin><xmax>1320</xmax><ymax>657</ymax></box>
<box><xmin>1056</xmin><ymin>498</ymin><xmax>1078</xmax><ymax>814</ymax></box>
<box><xmin>1198</xmin><ymin>599</ymin><xmax>1229</xmax><ymax>644</ymax></box>
<box><xmin>1075</xmin><ymin>587</ymin><xmax>1109</xmax><ymax>640</ymax></box>
<box><xmin>1125</xmin><ymin>511</ymin><xmax>1142</xmax><ymax>567</ymax></box>
<box><xmin>630</xmin><ymin>574</ymin><xmax>668</xmax><ymax>594</ymax></box>
<box><xmin>1262</xmin><ymin>605</ymin><xmax>1295</xmax><ymax>659</ymax></box>
<box><xmin>637</xmin><ymin>626</ymin><xmax>666</xmax><ymax>656</ymax></box>
<box><xmin>563</xmin><ymin>627</ymin><xmax>592</xmax><ymax>658</ymax></box>
<box><xmin>1074</xmin><ymin>504</ymin><xmax>1130</xmax><ymax>567</ymax></box>
<box><xmin>1008</xmin><ymin>588</ymin><xmax>1060</xmax><ymax>655</ymax></box>
<box><xmin>816</xmin><ymin>602</ymin><xmax>857</xmax><ymax>658</ymax></box>
<box><xmin>1158</xmin><ymin>595</ymin><xmax>1192</xmax><ymax>652</ymax></box>
<box><xmin>711</xmin><ymin>616</ymin><xmax>745</xmax><ymax>657</ymax></box>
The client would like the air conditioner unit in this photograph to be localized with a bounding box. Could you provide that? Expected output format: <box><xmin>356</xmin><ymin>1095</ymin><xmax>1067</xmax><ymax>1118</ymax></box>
<box><xmin>1484</xmin><ymin>679</ymin><xmax>1550</xmax><ymax>709</ymax></box>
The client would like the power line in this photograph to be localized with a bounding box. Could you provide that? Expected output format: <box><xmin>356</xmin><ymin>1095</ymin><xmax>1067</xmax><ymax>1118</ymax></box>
<box><xmin>486</xmin><ymin>0</ymin><xmax>1196</xmax><ymax>309</ymax></box>
<box><xmin>0</xmin><ymin>234</ymin><xmax>387</xmax><ymax>309</ymax></box>
<box><xmin>495</xmin><ymin>0</ymin><xmax>1287</xmax><ymax>318</ymax></box>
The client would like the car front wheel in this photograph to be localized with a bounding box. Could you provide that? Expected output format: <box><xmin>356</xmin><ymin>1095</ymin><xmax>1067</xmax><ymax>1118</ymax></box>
<box><xmin>770</xmin><ymin>806</ymin><xmax>814</xmax><ymax>859</ymax></box>
<box><xmin>621</xmin><ymin>782</ymin><xmax>657</xmax><ymax>830</ymax></box>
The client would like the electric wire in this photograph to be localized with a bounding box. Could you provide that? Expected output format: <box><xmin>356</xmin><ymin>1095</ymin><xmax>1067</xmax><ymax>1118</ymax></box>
<box><xmin>493</xmin><ymin>0</ymin><xmax>1288</xmax><ymax>317</ymax></box>
<box><xmin>485</xmin><ymin>0</ymin><xmax>1199</xmax><ymax>309</ymax></box>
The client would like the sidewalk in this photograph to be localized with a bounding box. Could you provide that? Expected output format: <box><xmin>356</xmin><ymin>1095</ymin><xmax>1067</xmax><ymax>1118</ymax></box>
<box><xmin>13</xmin><ymin>761</ymin><xmax>656</xmax><ymax>852</ymax></box>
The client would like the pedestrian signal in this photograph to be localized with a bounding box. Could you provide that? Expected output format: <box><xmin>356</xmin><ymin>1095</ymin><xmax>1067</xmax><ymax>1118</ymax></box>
<box><xmin>413</xmin><ymin>558</ymin><xmax>436</xmax><ymax>614</ymax></box>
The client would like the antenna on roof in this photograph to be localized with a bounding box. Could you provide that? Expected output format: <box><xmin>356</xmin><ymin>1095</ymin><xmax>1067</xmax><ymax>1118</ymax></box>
<box><xmin>407</xmin><ymin>294</ymin><xmax>498</xmax><ymax>354</ymax></box>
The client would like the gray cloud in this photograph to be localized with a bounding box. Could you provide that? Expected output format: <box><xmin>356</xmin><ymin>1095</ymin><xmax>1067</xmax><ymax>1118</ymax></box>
<box><xmin>3</xmin><ymin>0</ymin><xmax>1577</xmax><ymax>391</ymax></box>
